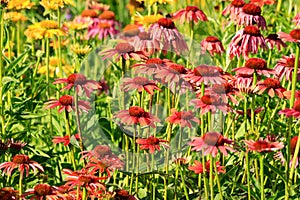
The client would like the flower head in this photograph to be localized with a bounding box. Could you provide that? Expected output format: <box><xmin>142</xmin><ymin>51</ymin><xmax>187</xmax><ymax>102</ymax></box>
<box><xmin>278</xmin><ymin>29</ymin><xmax>300</xmax><ymax>43</ymax></box>
<box><xmin>0</xmin><ymin>187</ymin><xmax>18</xmax><ymax>200</ymax></box>
<box><xmin>254</xmin><ymin>78</ymin><xmax>286</xmax><ymax>98</ymax></box>
<box><xmin>236</xmin><ymin>3</ymin><xmax>267</xmax><ymax>29</ymax></box>
<box><xmin>120</xmin><ymin>77</ymin><xmax>161</xmax><ymax>95</ymax></box>
<box><xmin>232</xmin><ymin>58</ymin><xmax>273</xmax><ymax>77</ymax></box>
<box><xmin>45</xmin><ymin>95</ymin><xmax>91</xmax><ymax>113</ymax></box>
<box><xmin>136</xmin><ymin>136</ymin><xmax>169</xmax><ymax>154</ymax></box>
<box><xmin>279</xmin><ymin>99</ymin><xmax>300</xmax><ymax>118</ymax></box>
<box><xmin>273</xmin><ymin>54</ymin><xmax>300</xmax><ymax>81</ymax></box>
<box><xmin>244</xmin><ymin>138</ymin><xmax>284</xmax><ymax>152</ymax></box>
<box><xmin>222</xmin><ymin>0</ymin><xmax>245</xmax><ymax>21</ymax></box>
<box><xmin>184</xmin><ymin>65</ymin><xmax>225</xmax><ymax>85</ymax></box>
<box><xmin>131</xmin><ymin>58</ymin><xmax>169</xmax><ymax>75</ymax></box>
<box><xmin>265</xmin><ymin>34</ymin><xmax>287</xmax><ymax>51</ymax></box>
<box><xmin>191</xmin><ymin>95</ymin><xmax>229</xmax><ymax>114</ymax></box>
<box><xmin>165</xmin><ymin>109</ymin><xmax>199</xmax><ymax>128</ymax></box>
<box><xmin>188</xmin><ymin>160</ymin><xmax>225</xmax><ymax>174</ymax></box>
<box><xmin>172</xmin><ymin>6</ymin><xmax>207</xmax><ymax>24</ymax></box>
<box><xmin>201</xmin><ymin>36</ymin><xmax>225</xmax><ymax>56</ymax></box>
<box><xmin>52</xmin><ymin>134</ymin><xmax>81</xmax><ymax>146</ymax></box>
<box><xmin>22</xmin><ymin>183</ymin><xmax>65</xmax><ymax>199</ymax></box>
<box><xmin>131</xmin><ymin>32</ymin><xmax>161</xmax><ymax>55</ymax></box>
<box><xmin>8</xmin><ymin>0</ymin><xmax>34</xmax><ymax>10</ymax></box>
<box><xmin>293</xmin><ymin>12</ymin><xmax>300</xmax><ymax>26</ymax></box>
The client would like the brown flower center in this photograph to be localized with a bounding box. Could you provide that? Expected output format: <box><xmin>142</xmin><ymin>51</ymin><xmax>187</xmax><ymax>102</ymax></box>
<box><xmin>205</xmin><ymin>36</ymin><xmax>220</xmax><ymax>43</ymax></box>
<box><xmin>146</xmin><ymin>58</ymin><xmax>163</xmax><ymax>65</ymax></box>
<box><xmin>115</xmin><ymin>43</ymin><xmax>135</xmax><ymax>53</ymax></box>
<box><xmin>203</xmin><ymin>132</ymin><xmax>224</xmax><ymax>146</ymax></box>
<box><xmin>59</xmin><ymin>95</ymin><xmax>73</xmax><ymax>106</ymax></box>
<box><xmin>243</xmin><ymin>25</ymin><xmax>261</xmax><ymax>36</ymax></box>
<box><xmin>253</xmin><ymin>141</ymin><xmax>274</xmax><ymax>151</ymax></box>
<box><xmin>186</xmin><ymin>6</ymin><xmax>199</xmax><ymax>12</ymax></box>
<box><xmin>242</xmin><ymin>3</ymin><xmax>261</xmax><ymax>15</ymax></box>
<box><xmin>129</xmin><ymin>106</ymin><xmax>145</xmax><ymax>117</ymax></box>
<box><xmin>212</xmin><ymin>83</ymin><xmax>232</xmax><ymax>94</ymax></box>
<box><xmin>263</xmin><ymin>78</ymin><xmax>280</xmax><ymax>88</ymax></box>
<box><xmin>12</xmin><ymin>154</ymin><xmax>29</xmax><ymax>164</ymax></box>
<box><xmin>81</xmin><ymin>9</ymin><xmax>98</xmax><ymax>18</ymax></box>
<box><xmin>34</xmin><ymin>184</ymin><xmax>52</xmax><ymax>196</ymax></box>
<box><xmin>158</xmin><ymin>18</ymin><xmax>175</xmax><ymax>29</ymax></box>
<box><xmin>138</xmin><ymin>32</ymin><xmax>152</xmax><ymax>40</ymax></box>
<box><xmin>266</xmin><ymin>33</ymin><xmax>280</xmax><ymax>41</ymax></box>
<box><xmin>194</xmin><ymin>65</ymin><xmax>220</xmax><ymax>76</ymax></box>
<box><xmin>78</xmin><ymin>175</ymin><xmax>93</xmax><ymax>183</ymax></box>
<box><xmin>201</xmin><ymin>95</ymin><xmax>220</xmax><ymax>105</ymax></box>
<box><xmin>231</xmin><ymin>0</ymin><xmax>245</xmax><ymax>7</ymax></box>
<box><xmin>99</xmin><ymin>10</ymin><xmax>115</xmax><ymax>20</ymax></box>
<box><xmin>123</xmin><ymin>24</ymin><xmax>140</xmax><ymax>37</ymax></box>
<box><xmin>289</xmin><ymin>29</ymin><xmax>300</xmax><ymax>40</ymax></box>
<box><xmin>67</xmin><ymin>74</ymin><xmax>87</xmax><ymax>85</ymax></box>
<box><xmin>245</xmin><ymin>58</ymin><xmax>267</xmax><ymax>70</ymax></box>
<box><xmin>147</xmin><ymin>136</ymin><xmax>160</xmax><ymax>145</ymax></box>
<box><xmin>293</xmin><ymin>100</ymin><xmax>300</xmax><ymax>112</ymax></box>
<box><xmin>98</xmin><ymin>22</ymin><xmax>111</xmax><ymax>29</ymax></box>
<box><xmin>93</xmin><ymin>145</ymin><xmax>112</xmax><ymax>158</ymax></box>
<box><xmin>177</xmin><ymin>111</ymin><xmax>194</xmax><ymax>120</ymax></box>
<box><xmin>169</xmin><ymin>64</ymin><xmax>186</xmax><ymax>74</ymax></box>
<box><xmin>286</xmin><ymin>58</ymin><xmax>295</xmax><ymax>68</ymax></box>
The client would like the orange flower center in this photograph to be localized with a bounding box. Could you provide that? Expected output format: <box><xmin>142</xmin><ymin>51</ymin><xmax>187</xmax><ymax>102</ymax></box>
<box><xmin>286</xmin><ymin>58</ymin><xmax>295</xmax><ymax>68</ymax></box>
<box><xmin>158</xmin><ymin>18</ymin><xmax>175</xmax><ymax>29</ymax></box>
<box><xmin>81</xmin><ymin>9</ymin><xmax>98</xmax><ymax>18</ymax></box>
<box><xmin>99</xmin><ymin>10</ymin><xmax>115</xmax><ymax>20</ymax></box>
<box><xmin>194</xmin><ymin>65</ymin><xmax>220</xmax><ymax>76</ymax></box>
<box><xmin>201</xmin><ymin>95</ymin><xmax>220</xmax><ymax>105</ymax></box>
<box><xmin>252</xmin><ymin>141</ymin><xmax>274</xmax><ymax>151</ymax></box>
<box><xmin>147</xmin><ymin>137</ymin><xmax>160</xmax><ymax>145</ymax></box>
<box><xmin>12</xmin><ymin>155</ymin><xmax>29</xmax><ymax>164</ymax></box>
<box><xmin>186</xmin><ymin>6</ymin><xmax>199</xmax><ymax>12</ymax></box>
<box><xmin>67</xmin><ymin>74</ymin><xmax>87</xmax><ymax>85</ymax></box>
<box><xmin>59</xmin><ymin>95</ymin><xmax>73</xmax><ymax>106</ymax></box>
<box><xmin>93</xmin><ymin>145</ymin><xmax>112</xmax><ymax>158</ymax></box>
<box><xmin>263</xmin><ymin>78</ymin><xmax>280</xmax><ymax>88</ymax></box>
<box><xmin>98</xmin><ymin>22</ymin><xmax>111</xmax><ymax>29</ymax></box>
<box><xmin>115</xmin><ymin>43</ymin><xmax>135</xmax><ymax>53</ymax></box>
<box><xmin>231</xmin><ymin>0</ymin><xmax>245</xmax><ymax>7</ymax></box>
<box><xmin>242</xmin><ymin>3</ymin><xmax>261</xmax><ymax>15</ymax></box>
<box><xmin>205</xmin><ymin>36</ymin><xmax>220</xmax><ymax>43</ymax></box>
<box><xmin>138</xmin><ymin>32</ymin><xmax>152</xmax><ymax>40</ymax></box>
<box><xmin>245</xmin><ymin>58</ymin><xmax>267</xmax><ymax>69</ymax></box>
<box><xmin>129</xmin><ymin>106</ymin><xmax>145</xmax><ymax>117</ymax></box>
<box><xmin>123</xmin><ymin>24</ymin><xmax>140</xmax><ymax>37</ymax></box>
<box><xmin>34</xmin><ymin>184</ymin><xmax>52</xmax><ymax>196</ymax></box>
<box><xmin>203</xmin><ymin>132</ymin><xmax>224</xmax><ymax>146</ymax></box>
<box><xmin>146</xmin><ymin>58</ymin><xmax>163</xmax><ymax>65</ymax></box>
<box><xmin>243</xmin><ymin>25</ymin><xmax>261</xmax><ymax>36</ymax></box>
<box><xmin>293</xmin><ymin>100</ymin><xmax>300</xmax><ymax>112</ymax></box>
<box><xmin>78</xmin><ymin>175</ymin><xmax>93</xmax><ymax>183</ymax></box>
<box><xmin>290</xmin><ymin>29</ymin><xmax>300</xmax><ymax>40</ymax></box>
<box><xmin>169</xmin><ymin>64</ymin><xmax>186</xmax><ymax>74</ymax></box>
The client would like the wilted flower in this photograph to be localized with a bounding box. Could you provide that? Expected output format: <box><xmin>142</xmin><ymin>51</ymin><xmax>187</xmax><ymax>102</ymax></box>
<box><xmin>201</xmin><ymin>36</ymin><xmax>225</xmax><ymax>56</ymax></box>
<box><xmin>172</xmin><ymin>6</ymin><xmax>207</xmax><ymax>24</ymax></box>
<box><xmin>244</xmin><ymin>138</ymin><xmax>284</xmax><ymax>152</ymax></box>
<box><xmin>136</xmin><ymin>136</ymin><xmax>169</xmax><ymax>154</ymax></box>
<box><xmin>236</xmin><ymin>3</ymin><xmax>266</xmax><ymax>29</ymax></box>
<box><xmin>165</xmin><ymin>109</ymin><xmax>199</xmax><ymax>128</ymax></box>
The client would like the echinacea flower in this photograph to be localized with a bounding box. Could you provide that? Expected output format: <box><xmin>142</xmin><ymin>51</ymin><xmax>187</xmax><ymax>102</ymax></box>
<box><xmin>0</xmin><ymin>187</ymin><xmax>18</xmax><ymax>200</ymax></box>
<box><xmin>244</xmin><ymin>138</ymin><xmax>284</xmax><ymax>152</ymax></box>
<box><xmin>273</xmin><ymin>54</ymin><xmax>300</xmax><ymax>81</ymax></box>
<box><xmin>134</xmin><ymin>14</ymin><xmax>163</xmax><ymax>28</ymax></box>
<box><xmin>172</xmin><ymin>6</ymin><xmax>207</xmax><ymax>24</ymax></box>
<box><xmin>0</xmin><ymin>154</ymin><xmax>44</xmax><ymax>177</ymax></box>
<box><xmin>228</xmin><ymin>25</ymin><xmax>267</xmax><ymax>58</ymax></box>
<box><xmin>188</xmin><ymin>160</ymin><xmax>225</xmax><ymax>174</ymax></box>
<box><xmin>7</xmin><ymin>139</ymin><xmax>27</xmax><ymax>154</ymax></box>
<box><xmin>232</xmin><ymin>58</ymin><xmax>273</xmax><ymax>77</ymax></box>
<box><xmin>52</xmin><ymin>134</ymin><xmax>81</xmax><ymax>146</ymax></box>
<box><xmin>254</xmin><ymin>78</ymin><xmax>286</xmax><ymax>98</ymax></box>
<box><xmin>88</xmin><ymin>19</ymin><xmax>120</xmax><ymax>40</ymax></box>
<box><xmin>120</xmin><ymin>77</ymin><xmax>161</xmax><ymax>95</ymax></box>
<box><xmin>85</xmin><ymin>156</ymin><xmax>124</xmax><ymax>177</ymax></box>
<box><xmin>279</xmin><ymin>99</ymin><xmax>300</xmax><ymax>118</ymax></box>
<box><xmin>148</xmin><ymin>17</ymin><xmax>188</xmax><ymax>55</ymax></box>
<box><xmin>114</xmin><ymin>106</ymin><xmax>160</xmax><ymax>127</ymax></box>
<box><xmin>207</xmin><ymin>82</ymin><xmax>240</xmax><ymax>104</ymax></box>
<box><xmin>201</xmin><ymin>36</ymin><xmax>225</xmax><ymax>56</ymax></box>
<box><xmin>293</xmin><ymin>13</ymin><xmax>300</xmax><ymax>26</ymax></box>
<box><xmin>265</xmin><ymin>34</ymin><xmax>287</xmax><ymax>51</ymax></box>
<box><xmin>0</xmin><ymin>141</ymin><xmax>8</xmax><ymax>155</ymax></box>
<box><xmin>100</xmin><ymin>42</ymin><xmax>148</xmax><ymax>61</ymax></box>
<box><xmin>222</xmin><ymin>0</ymin><xmax>245</xmax><ymax>21</ymax></box>
<box><xmin>191</xmin><ymin>95</ymin><xmax>229</xmax><ymax>114</ymax></box>
<box><xmin>184</xmin><ymin>65</ymin><xmax>225</xmax><ymax>85</ymax></box>
<box><xmin>22</xmin><ymin>183</ymin><xmax>65</xmax><ymax>200</ymax></box>
<box><xmin>278</xmin><ymin>29</ymin><xmax>300</xmax><ymax>43</ymax></box>
<box><xmin>45</xmin><ymin>95</ymin><xmax>91</xmax><ymax>113</ymax></box>
<box><xmin>154</xmin><ymin>63</ymin><xmax>188</xmax><ymax>84</ymax></box>
<box><xmin>250</xmin><ymin>0</ymin><xmax>275</xmax><ymax>7</ymax></box>
<box><xmin>136</xmin><ymin>136</ymin><xmax>169</xmax><ymax>154</ymax></box>
<box><xmin>131</xmin><ymin>32</ymin><xmax>161</xmax><ymax>55</ymax></box>
<box><xmin>236</xmin><ymin>3</ymin><xmax>266</xmax><ymax>29</ymax></box>
<box><xmin>189</xmin><ymin>132</ymin><xmax>235</xmax><ymax>157</ymax></box>
<box><xmin>53</xmin><ymin>73</ymin><xmax>101</xmax><ymax>97</ymax></box>
<box><xmin>165</xmin><ymin>109</ymin><xmax>199</xmax><ymax>128</ymax></box>
<box><xmin>113</xmin><ymin>189</ymin><xmax>137</xmax><ymax>200</ymax></box>
<box><xmin>131</xmin><ymin>58</ymin><xmax>169</xmax><ymax>75</ymax></box>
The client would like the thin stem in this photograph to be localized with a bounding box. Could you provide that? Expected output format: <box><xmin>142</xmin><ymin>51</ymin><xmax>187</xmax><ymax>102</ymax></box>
<box><xmin>246</xmin><ymin>153</ymin><xmax>251</xmax><ymax>200</ymax></box>
<box><xmin>209</xmin><ymin>156</ymin><xmax>214</xmax><ymax>200</ymax></box>
<box><xmin>65</xmin><ymin>111</ymin><xmax>76</xmax><ymax>170</ymax></box>
<box><xmin>180</xmin><ymin>167</ymin><xmax>190</xmax><ymax>200</ymax></box>
<box><xmin>214</xmin><ymin>161</ymin><xmax>223</xmax><ymax>200</ymax></box>
<box><xmin>0</xmin><ymin>8</ymin><xmax>4</xmax><ymax>135</ymax></box>
<box><xmin>19</xmin><ymin>172</ymin><xmax>23</xmax><ymax>200</ymax></box>
<box><xmin>74</xmin><ymin>91</ymin><xmax>85</xmax><ymax>153</ymax></box>
<box><xmin>290</xmin><ymin>44</ymin><xmax>300</xmax><ymax>107</ymax></box>
<box><xmin>82</xmin><ymin>187</ymin><xmax>87</xmax><ymax>200</ymax></box>
<box><xmin>289</xmin><ymin>127</ymin><xmax>300</xmax><ymax>183</ymax></box>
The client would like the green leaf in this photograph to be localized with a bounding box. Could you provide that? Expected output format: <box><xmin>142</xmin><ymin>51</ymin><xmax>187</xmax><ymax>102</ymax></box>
<box><xmin>2</xmin><ymin>76</ymin><xmax>19</xmax><ymax>85</ymax></box>
<box><xmin>235</xmin><ymin>120</ymin><xmax>250</xmax><ymax>139</ymax></box>
<box><xmin>137</xmin><ymin>188</ymin><xmax>147</xmax><ymax>199</ymax></box>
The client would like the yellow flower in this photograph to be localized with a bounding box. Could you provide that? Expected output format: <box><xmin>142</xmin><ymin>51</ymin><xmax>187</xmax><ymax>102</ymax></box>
<box><xmin>137</xmin><ymin>0</ymin><xmax>174</xmax><ymax>6</ymax></box>
<box><xmin>71</xmin><ymin>43</ymin><xmax>92</xmax><ymax>58</ymax></box>
<box><xmin>134</xmin><ymin>14</ymin><xmax>163</xmax><ymax>27</ymax></box>
<box><xmin>38</xmin><ymin>57</ymin><xmax>74</xmax><ymax>77</ymax></box>
<box><xmin>7</xmin><ymin>0</ymin><xmax>34</xmax><ymax>10</ymax></box>
<box><xmin>63</xmin><ymin>21</ymin><xmax>89</xmax><ymax>31</ymax></box>
<box><xmin>40</xmin><ymin>0</ymin><xmax>75</xmax><ymax>11</ymax></box>
<box><xmin>24</xmin><ymin>20</ymin><xmax>67</xmax><ymax>40</ymax></box>
<box><xmin>4</xmin><ymin>12</ymin><xmax>27</xmax><ymax>22</ymax></box>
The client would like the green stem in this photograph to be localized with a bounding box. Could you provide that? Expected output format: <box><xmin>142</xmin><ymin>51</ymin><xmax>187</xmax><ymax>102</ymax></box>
<box><xmin>0</xmin><ymin>8</ymin><xmax>4</xmax><ymax>135</ymax></box>
<box><xmin>57</xmin><ymin>8</ymin><xmax>63</xmax><ymax>78</ymax></box>
<box><xmin>65</xmin><ymin>111</ymin><xmax>76</xmax><ymax>170</ymax></box>
<box><xmin>260</xmin><ymin>154</ymin><xmax>265</xmax><ymax>200</ymax></box>
<box><xmin>202</xmin><ymin>156</ymin><xmax>209</xmax><ymax>200</ymax></box>
<box><xmin>180</xmin><ymin>167</ymin><xmax>190</xmax><ymax>200</ymax></box>
<box><xmin>45</xmin><ymin>38</ymin><xmax>53</xmax><ymax>136</ymax></box>
<box><xmin>209</xmin><ymin>155</ymin><xmax>214</xmax><ymax>200</ymax></box>
<box><xmin>82</xmin><ymin>187</ymin><xmax>87</xmax><ymax>200</ymax></box>
<box><xmin>276</xmin><ymin>0</ymin><xmax>282</xmax><ymax>12</ymax></box>
<box><xmin>17</xmin><ymin>21</ymin><xmax>21</xmax><ymax>56</ymax></box>
<box><xmin>74</xmin><ymin>91</ymin><xmax>85</xmax><ymax>153</ymax></box>
<box><xmin>290</xmin><ymin>44</ymin><xmax>300</xmax><ymax>108</ymax></box>
<box><xmin>289</xmin><ymin>127</ymin><xmax>300</xmax><ymax>183</ymax></box>
<box><xmin>246</xmin><ymin>153</ymin><xmax>251</xmax><ymax>200</ymax></box>
<box><xmin>19</xmin><ymin>172</ymin><xmax>23</xmax><ymax>200</ymax></box>
<box><xmin>214</xmin><ymin>160</ymin><xmax>223</xmax><ymax>200</ymax></box>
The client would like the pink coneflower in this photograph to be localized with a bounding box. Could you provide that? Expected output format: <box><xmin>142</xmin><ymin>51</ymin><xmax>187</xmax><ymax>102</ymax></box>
<box><xmin>228</xmin><ymin>25</ymin><xmax>267</xmax><ymax>58</ymax></box>
<box><xmin>81</xmin><ymin>145</ymin><xmax>112</xmax><ymax>160</ymax></box>
<box><xmin>131</xmin><ymin>32</ymin><xmax>160</xmax><ymax>55</ymax></box>
<box><xmin>233</xmin><ymin>73</ymin><xmax>256</xmax><ymax>94</ymax></box>
<box><xmin>154</xmin><ymin>63</ymin><xmax>188</xmax><ymax>84</ymax></box>
<box><xmin>87</xmin><ymin>19</ymin><xmax>119</xmax><ymax>40</ymax></box>
<box><xmin>120</xmin><ymin>77</ymin><xmax>161</xmax><ymax>95</ymax></box>
<box><xmin>97</xmin><ymin>78</ymin><xmax>109</xmax><ymax>95</ymax></box>
<box><xmin>265</xmin><ymin>34</ymin><xmax>287</xmax><ymax>51</ymax></box>
<box><xmin>165</xmin><ymin>108</ymin><xmax>199</xmax><ymax>128</ymax></box>
<box><xmin>237</xmin><ymin>3</ymin><xmax>266</xmax><ymax>29</ymax></box>
<box><xmin>172</xmin><ymin>6</ymin><xmax>207</xmax><ymax>24</ymax></box>
<box><xmin>101</xmin><ymin>42</ymin><xmax>148</xmax><ymax>61</ymax></box>
<box><xmin>52</xmin><ymin>134</ymin><xmax>81</xmax><ymax>146</ymax></box>
<box><xmin>232</xmin><ymin>58</ymin><xmax>273</xmax><ymax>77</ymax></box>
<box><xmin>131</xmin><ymin>58</ymin><xmax>169</xmax><ymax>75</ymax></box>
<box><xmin>188</xmin><ymin>160</ymin><xmax>225</xmax><ymax>174</ymax></box>
<box><xmin>279</xmin><ymin>99</ymin><xmax>300</xmax><ymax>118</ymax></box>
<box><xmin>6</xmin><ymin>139</ymin><xmax>26</xmax><ymax>153</ymax></box>
<box><xmin>136</xmin><ymin>136</ymin><xmax>169</xmax><ymax>154</ymax></box>
<box><xmin>201</xmin><ymin>36</ymin><xmax>225</xmax><ymax>56</ymax></box>
<box><xmin>22</xmin><ymin>183</ymin><xmax>65</xmax><ymax>200</ymax></box>
<box><xmin>207</xmin><ymin>82</ymin><xmax>240</xmax><ymax>104</ymax></box>
<box><xmin>53</xmin><ymin>73</ymin><xmax>101</xmax><ymax>98</ymax></box>
<box><xmin>0</xmin><ymin>187</ymin><xmax>18</xmax><ymax>200</ymax></box>
<box><xmin>45</xmin><ymin>95</ymin><xmax>91</xmax><ymax>113</ymax></box>
<box><xmin>191</xmin><ymin>95</ymin><xmax>229</xmax><ymax>114</ymax></box>
<box><xmin>184</xmin><ymin>65</ymin><xmax>225</xmax><ymax>85</ymax></box>
<box><xmin>85</xmin><ymin>156</ymin><xmax>124</xmax><ymax>177</ymax></box>
<box><xmin>278</xmin><ymin>29</ymin><xmax>300</xmax><ymax>43</ymax></box>
<box><xmin>0</xmin><ymin>154</ymin><xmax>44</xmax><ymax>177</ymax></box>
<box><xmin>114</xmin><ymin>106</ymin><xmax>160</xmax><ymax>127</ymax></box>
<box><xmin>244</xmin><ymin>138</ymin><xmax>284</xmax><ymax>152</ymax></box>
<box><xmin>293</xmin><ymin>13</ymin><xmax>300</xmax><ymax>26</ymax></box>
<box><xmin>273</xmin><ymin>54</ymin><xmax>300</xmax><ymax>81</ymax></box>
<box><xmin>148</xmin><ymin>17</ymin><xmax>188</xmax><ymax>55</ymax></box>
<box><xmin>222</xmin><ymin>0</ymin><xmax>245</xmax><ymax>21</ymax></box>
<box><xmin>254</xmin><ymin>78</ymin><xmax>286</xmax><ymax>98</ymax></box>
<box><xmin>250</xmin><ymin>0</ymin><xmax>275</xmax><ymax>7</ymax></box>
<box><xmin>189</xmin><ymin>132</ymin><xmax>235</xmax><ymax>157</ymax></box>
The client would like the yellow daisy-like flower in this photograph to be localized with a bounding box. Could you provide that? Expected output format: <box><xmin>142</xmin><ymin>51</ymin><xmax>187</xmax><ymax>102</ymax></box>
<box><xmin>71</xmin><ymin>43</ymin><xmax>92</xmax><ymax>58</ymax></box>
<box><xmin>134</xmin><ymin>14</ymin><xmax>163</xmax><ymax>27</ymax></box>
<box><xmin>7</xmin><ymin>0</ymin><xmax>34</xmax><ymax>10</ymax></box>
<box><xmin>24</xmin><ymin>20</ymin><xmax>67</xmax><ymax>40</ymax></box>
<box><xmin>38</xmin><ymin>57</ymin><xmax>74</xmax><ymax>77</ymax></box>
<box><xmin>137</xmin><ymin>0</ymin><xmax>174</xmax><ymax>6</ymax></box>
<box><xmin>4</xmin><ymin>12</ymin><xmax>27</xmax><ymax>22</ymax></box>
<box><xmin>40</xmin><ymin>0</ymin><xmax>75</xmax><ymax>11</ymax></box>
<box><xmin>63</xmin><ymin>21</ymin><xmax>89</xmax><ymax>31</ymax></box>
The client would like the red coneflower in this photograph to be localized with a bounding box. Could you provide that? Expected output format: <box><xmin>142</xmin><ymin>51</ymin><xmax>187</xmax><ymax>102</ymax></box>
<box><xmin>233</xmin><ymin>73</ymin><xmax>256</xmax><ymax>95</ymax></box>
<box><xmin>250</xmin><ymin>0</ymin><xmax>275</xmax><ymax>7</ymax></box>
<box><xmin>154</xmin><ymin>63</ymin><xmax>188</xmax><ymax>84</ymax></box>
<box><xmin>222</xmin><ymin>0</ymin><xmax>246</xmax><ymax>21</ymax></box>
<box><xmin>87</xmin><ymin>19</ymin><xmax>120</xmax><ymax>40</ymax></box>
<box><xmin>120</xmin><ymin>76</ymin><xmax>161</xmax><ymax>95</ymax></box>
<box><xmin>148</xmin><ymin>17</ymin><xmax>188</xmax><ymax>55</ymax></box>
<box><xmin>85</xmin><ymin>156</ymin><xmax>124</xmax><ymax>177</ymax></box>
<box><xmin>0</xmin><ymin>154</ymin><xmax>44</xmax><ymax>177</ymax></box>
<box><xmin>165</xmin><ymin>108</ymin><xmax>199</xmax><ymax>128</ymax></box>
<box><xmin>244</xmin><ymin>138</ymin><xmax>284</xmax><ymax>152</ymax></box>
<box><xmin>100</xmin><ymin>42</ymin><xmax>148</xmax><ymax>61</ymax></box>
<box><xmin>45</xmin><ymin>95</ymin><xmax>91</xmax><ymax>113</ymax></box>
<box><xmin>204</xmin><ymin>82</ymin><xmax>240</xmax><ymax>104</ymax></box>
<box><xmin>188</xmin><ymin>160</ymin><xmax>225</xmax><ymax>174</ymax></box>
<box><xmin>172</xmin><ymin>6</ymin><xmax>207</xmax><ymax>24</ymax></box>
<box><xmin>136</xmin><ymin>136</ymin><xmax>169</xmax><ymax>154</ymax></box>
<box><xmin>265</xmin><ymin>34</ymin><xmax>287</xmax><ymax>51</ymax></box>
<box><xmin>232</xmin><ymin>58</ymin><xmax>273</xmax><ymax>77</ymax></box>
<box><xmin>52</xmin><ymin>134</ymin><xmax>81</xmax><ymax>146</ymax></box>
<box><xmin>279</xmin><ymin>99</ymin><xmax>300</xmax><ymax>118</ymax></box>
<box><xmin>189</xmin><ymin>132</ymin><xmax>235</xmax><ymax>157</ymax></box>
<box><xmin>53</xmin><ymin>73</ymin><xmax>101</xmax><ymax>98</ymax></box>
<box><xmin>131</xmin><ymin>58</ymin><xmax>169</xmax><ymax>75</ymax></box>
<box><xmin>81</xmin><ymin>145</ymin><xmax>112</xmax><ymax>160</ymax></box>
<box><xmin>278</xmin><ymin>29</ymin><xmax>300</xmax><ymax>43</ymax></box>
<box><xmin>273</xmin><ymin>54</ymin><xmax>300</xmax><ymax>81</ymax></box>
<box><xmin>293</xmin><ymin>13</ymin><xmax>300</xmax><ymax>26</ymax></box>
<box><xmin>113</xmin><ymin>189</ymin><xmax>137</xmax><ymax>200</ymax></box>
<box><xmin>191</xmin><ymin>94</ymin><xmax>229</xmax><ymax>115</ymax></box>
<box><xmin>114</xmin><ymin>106</ymin><xmax>160</xmax><ymax>127</ymax></box>
<box><xmin>201</xmin><ymin>36</ymin><xmax>225</xmax><ymax>56</ymax></box>
<box><xmin>228</xmin><ymin>25</ymin><xmax>267</xmax><ymax>58</ymax></box>
<box><xmin>236</xmin><ymin>3</ymin><xmax>266</xmax><ymax>29</ymax></box>
<box><xmin>254</xmin><ymin>78</ymin><xmax>286</xmax><ymax>98</ymax></box>
<box><xmin>0</xmin><ymin>187</ymin><xmax>18</xmax><ymax>200</ymax></box>
<box><xmin>131</xmin><ymin>32</ymin><xmax>160</xmax><ymax>55</ymax></box>
<box><xmin>22</xmin><ymin>183</ymin><xmax>65</xmax><ymax>200</ymax></box>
